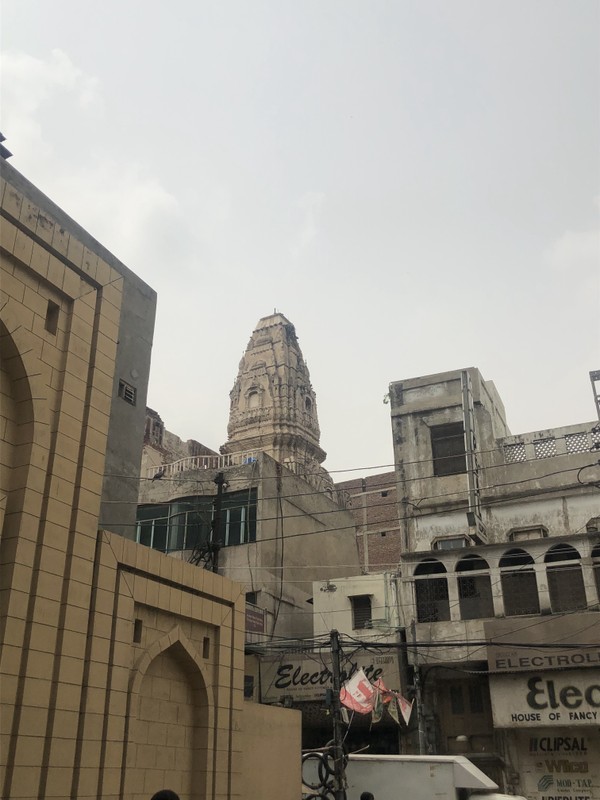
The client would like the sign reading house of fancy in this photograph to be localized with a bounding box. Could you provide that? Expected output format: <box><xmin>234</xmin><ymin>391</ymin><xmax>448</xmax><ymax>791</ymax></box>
<box><xmin>260</xmin><ymin>652</ymin><xmax>400</xmax><ymax>703</ymax></box>
<box><xmin>489</xmin><ymin>670</ymin><xmax>600</xmax><ymax>728</ymax></box>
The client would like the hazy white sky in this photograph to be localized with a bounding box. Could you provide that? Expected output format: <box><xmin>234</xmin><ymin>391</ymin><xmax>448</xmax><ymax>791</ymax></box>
<box><xmin>2</xmin><ymin>1</ymin><xmax>599</xmax><ymax>473</ymax></box>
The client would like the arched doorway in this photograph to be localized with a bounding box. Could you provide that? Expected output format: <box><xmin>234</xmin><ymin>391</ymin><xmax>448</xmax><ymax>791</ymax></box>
<box><xmin>127</xmin><ymin>640</ymin><xmax>210</xmax><ymax>800</ymax></box>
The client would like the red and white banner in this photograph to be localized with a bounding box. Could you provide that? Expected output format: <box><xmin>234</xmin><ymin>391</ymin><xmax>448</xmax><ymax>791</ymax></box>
<box><xmin>339</xmin><ymin>668</ymin><xmax>375</xmax><ymax>714</ymax></box>
<box><xmin>340</xmin><ymin>672</ymin><xmax>414</xmax><ymax>725</ymax></box>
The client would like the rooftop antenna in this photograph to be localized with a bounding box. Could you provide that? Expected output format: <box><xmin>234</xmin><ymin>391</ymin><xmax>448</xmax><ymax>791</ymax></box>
<box><xmin>0</xmin><ymin>133</ymin><xmax>13</xmax><ymax>160</ymax></box>
<box><xmin>590</xmin><ymin>370</ymin><xmax>600</xmax><ymax>420</ymax></box>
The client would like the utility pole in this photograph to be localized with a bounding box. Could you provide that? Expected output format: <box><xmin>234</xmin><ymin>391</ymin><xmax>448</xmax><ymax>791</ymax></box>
<box><xmin>330</xmin><ymin>629</ymin><xmax>346</xmax><ymax>800</ymax></box>
<box><xmin>210</xmin><ymin>472</ymin><xmax>225</xmax><ymax>573</ymax></box>
<box><xmin>410</xmin><ymin>619</ymin><xmax>427</xmax><ymax>754</ymax></box>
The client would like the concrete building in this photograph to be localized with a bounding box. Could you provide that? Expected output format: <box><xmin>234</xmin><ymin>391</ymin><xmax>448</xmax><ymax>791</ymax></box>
<box><xmin>0</xmin><ymin>160</ymin><xmax>300</xmax><ymax>799</ymax></box>
<box><xmin>387</xmin><ymin>367</ymin><xmax>600</xmax><ymax>797</ymax></box>
<box><xmin>136</xmin><ymin>314</ymin><xmax>360</xmax><ymax>642</ymax></box>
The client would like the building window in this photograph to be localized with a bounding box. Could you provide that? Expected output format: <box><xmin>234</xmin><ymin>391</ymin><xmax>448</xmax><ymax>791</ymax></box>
<box><xmin>448</xmin><ymin>681</ymin><xmax>484</xmax><ymax>715</ymax></box>
<box><xmin>45</xmin><ymin>300</ymin><xmax>59</xmax><ymax>334</ymax></box>
<box><xmin>456</xmin><ymin>555</ymin><xmax>494</xmax><ymax>620</ymax></box>
<box><xmin>414</xmin><ymin>559</ymin><xmax>450</xmax><ymax>622</ymax></box>
<box><xmin>244</xmin><ymin>675</ymin><xmax>255</xmax><ymax>699</ymax></box>
<box><xmin>499</xmin><ymin>549</ymin><xmax>540</xmax><ymax>616</ymax></box>
<box><xmin>434</xmin><ymin>536</ymin><xmax>468</xmax><ymax>551</ymax></box>
<box><xmin>431</xmin><ymin>423</ymin><xmax>466</xmax><ymax>477</ymax></box>
<box><xmin>545</xmin><ymin>543</ymin><xmax>587</xmax><ymax>612</ymax></box>
<box><xmin>219</xmin><ymin>490</ymin><xmax>257</xmax><ymax>546</ymax></box>
<box><xmin>592</xmin><ymin>544</ymin><xmax>600</xmax><ymax>602</ymax></box>
<box><xmin>508</xmin><ymin>526</ymin><xmax>548</xmax><ymax>542</ymax></box>
<box><xmin>350</xmin><ymin>595</ymin><xmax>372</xmax><ymax>629</ymax></box>
<box><xmin>136</xmin><ymin>490</ymin><xmax>258</xmax><ymax>554</ymax></box>
<box><xmin>118</xmin><ymin>379</ymin><xmax>137</xmax><ymax>406</ymax></box>
<box><xmin>245</xmin><ymin>591</ymin><xmax>258</xmax><ymax>605</ymax></box>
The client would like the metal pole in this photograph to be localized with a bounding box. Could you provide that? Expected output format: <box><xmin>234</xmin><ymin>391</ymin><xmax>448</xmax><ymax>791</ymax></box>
<box><xmin>410</xmin><ymin>619</ymin><xmax>427</xmax><ymax>754</ymax></box>
<box><xmin>211</xmin><ymin>472</ymin><xmax>225</xmax><ymax>573</ymax></box>
<box><xmin>330</xmin><ymin>629</ymin><xmax>346</xmax><ymax>800</ymax></box>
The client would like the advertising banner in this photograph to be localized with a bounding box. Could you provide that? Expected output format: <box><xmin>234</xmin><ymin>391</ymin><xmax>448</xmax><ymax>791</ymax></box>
<box><xmin>260</xmin><ymin>651</ymin><xmax>400</xmax><ymax>703</ymax></box>
<box><xmin>515</xmin><ymin>729</ymin><xmax>599</xmax><ymax>800</ymax></box>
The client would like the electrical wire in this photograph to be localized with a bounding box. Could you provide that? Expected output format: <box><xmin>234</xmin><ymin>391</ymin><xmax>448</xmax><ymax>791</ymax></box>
<box><xmin>100</xmin><ymin>474</ymin><xmax>599</xmax><ymax>547</ymax></box>
<box><xmin>102</xmin><ymin>427</ymin><xmax>599</xmax><ymax>484</ymax></box>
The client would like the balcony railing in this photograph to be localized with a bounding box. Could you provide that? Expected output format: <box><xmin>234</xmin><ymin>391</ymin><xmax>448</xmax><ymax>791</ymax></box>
<box><xmin>502</xmin><ymin>426</ymin><xmax>600</xmax><ymax>464</ymax></box>
<box><xmin>145</xmin><ymin>451</ymin><xmax>258</xmax><ymax>479</ymax></box>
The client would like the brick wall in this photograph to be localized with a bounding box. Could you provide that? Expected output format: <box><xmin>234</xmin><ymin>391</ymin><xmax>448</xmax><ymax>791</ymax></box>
<box><xmin>335</xmin><ymin>471</ymin><xmax>404</xmax><ymax>571</ymax></box>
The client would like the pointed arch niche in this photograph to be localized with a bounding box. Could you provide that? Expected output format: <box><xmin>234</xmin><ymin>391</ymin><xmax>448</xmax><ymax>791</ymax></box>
<box><xmin>0</xmin><ymin>317</ymin><xmax>42</xmax><ymax>553</ymax></box>
<box><xmin>125</xmin><ymin>627</ymin><xmax>213</xmax><ymax>800</ymax></box>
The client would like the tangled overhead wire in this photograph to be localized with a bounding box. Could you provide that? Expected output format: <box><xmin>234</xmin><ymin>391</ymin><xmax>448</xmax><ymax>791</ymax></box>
<box><xmin>302</xmin><ymin>743</ymin><xmax>349</xmax><ymax>800</ymax></box>
<box><xmin>576</xmin><ymin>460</ymin><xmax>600</xmax><ymax>489</ymax></box>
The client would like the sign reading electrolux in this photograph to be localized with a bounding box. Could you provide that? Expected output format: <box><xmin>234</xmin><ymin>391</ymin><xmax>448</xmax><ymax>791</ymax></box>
<box><xmin>490</xmin><ymin>671</ymin><xmax>600</xmax><ymax>728</ymax></box>
<box><xmin>260</xmin><ymin>652</ymin><xmax>399</xmax><ymax>702</ymax></box>
<box><xmin>485</xmin><ymin>614</ymin><xmax>600</xmax><ymax>674</ymax></box>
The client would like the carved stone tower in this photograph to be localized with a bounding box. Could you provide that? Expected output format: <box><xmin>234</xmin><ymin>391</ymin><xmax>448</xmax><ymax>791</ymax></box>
<box><xmin>221</xmin><ymin>313</ymin><xmax>328</xmax><ymax>473</ymax></box>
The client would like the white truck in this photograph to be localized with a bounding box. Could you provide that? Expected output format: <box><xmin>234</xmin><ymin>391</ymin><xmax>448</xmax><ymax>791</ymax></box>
<box><xmin>302</xmin><ymin>753</ymin><xmax>528</xmax><ymax>800</ymax></box>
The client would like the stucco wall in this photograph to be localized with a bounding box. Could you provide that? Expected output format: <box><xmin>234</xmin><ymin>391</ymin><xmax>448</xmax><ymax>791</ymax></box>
<box><xmin>137</xmin><ymin>452</ymin><xmax>361</xmax><ymax>639</ymax></box>
<box><xmin>240</xmin><ymin>703</ymin><xmax>301</xmax><ymax>800</ymax></box>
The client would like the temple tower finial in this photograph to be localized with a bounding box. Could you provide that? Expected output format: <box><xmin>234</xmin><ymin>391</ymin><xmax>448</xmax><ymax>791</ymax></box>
<box><xmin>221</xmin><ymin>313</ymin><xmax>326</xmax><ymax>468</ymax></box>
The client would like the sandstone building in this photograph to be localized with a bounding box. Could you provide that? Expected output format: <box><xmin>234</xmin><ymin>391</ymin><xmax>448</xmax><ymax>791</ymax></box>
<box><xmin>0</xmin><ymin>160</ymin><xmax>299</xmax><ymax>799</ymax></box>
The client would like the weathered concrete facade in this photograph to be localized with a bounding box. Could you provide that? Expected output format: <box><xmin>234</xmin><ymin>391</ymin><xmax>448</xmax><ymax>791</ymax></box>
<box><xmin>138</xmin><ymin>441</ymin><xmax>359</xmax><ymax>640</ymax></box>
<box><xmin>137</xmin><ymin>314</ymin><xmax>360</xmax><ymax>640</ymax></box>
<box><xmin>386</xmin><ymin>367</ymin><xmax>600</xmax><ymax>795</ymax></box>
<box><xmin>389</xmin><ymin>367</ymin><xmax>598</xmax><ymax>552</ymax></box>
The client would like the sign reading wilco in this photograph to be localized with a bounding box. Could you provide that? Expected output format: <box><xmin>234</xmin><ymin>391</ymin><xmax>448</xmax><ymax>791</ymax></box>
<box><xmin>260</xmin><ymin>653</ymin><xmax>399</xmax><ymax>703</ymax></box>
<box><xmin>489</xmin><ymin>671</ymin><xmax>600</xmax><ymax>728</ymax></box>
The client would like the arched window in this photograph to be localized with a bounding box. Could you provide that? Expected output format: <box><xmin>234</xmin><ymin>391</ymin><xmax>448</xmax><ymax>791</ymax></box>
<box><xmin>456</xmin><ymin>555</ymin><xmax>494</xmax><ymax>620</ymax></box>
<box><xmin>499</xmin><ymin>548</ymin><xmax>540</xmax><ymax>617</ymax></box>
<box><xmin>247</xmin><ymin>390</ymin><xmax>260</xmax><ymax>409</ymax></box>
<box><xmin>414</xmin><ymin>559</ymin><xmax>450</xmax><ymax>622</ymax></box>
<box><xmin>545</xmin><ymin>544</ymin><xmax>587</xmax><ymax>612</ymax></box>
<box><xmin>305</xmin><ymin>396</ymin><xmax>312</xmax><ymax>413</ymax></box>
<box><xmin>592</xmin><ymin>544</ymin><xmax>600</xmax><ymax>604</ymax></box>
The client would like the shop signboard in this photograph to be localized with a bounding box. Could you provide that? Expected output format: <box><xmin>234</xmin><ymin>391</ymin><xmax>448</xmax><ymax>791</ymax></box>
<box><xmin>489</xmin><ymin>670</ymin><xmax>600</xmax><ymax>728</ymax></box>
<box><xmin>514</xmin><ymin>729</ymin><xmax>599</xmax><ymax>800</ymax></box>
<box><xmin>245</xmin><ymin>604</ymin><xmax>265</xmax><ymax>634</ymax></box>
<box><xmin>485</xmin><ymin>614</ymin><xmax>600</xmax><ymax>674</ymax></box>
<box><xmin>260</xmin><ymin>651</ymin><xmax>400</xmax><ymax>703</ymax></box>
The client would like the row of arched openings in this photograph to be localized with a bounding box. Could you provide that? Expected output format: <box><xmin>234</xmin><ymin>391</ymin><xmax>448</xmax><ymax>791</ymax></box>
<box><xmin>414</xmin><ymin>543</ymin><xmax>600</xmax><ymax>623</ymax></box>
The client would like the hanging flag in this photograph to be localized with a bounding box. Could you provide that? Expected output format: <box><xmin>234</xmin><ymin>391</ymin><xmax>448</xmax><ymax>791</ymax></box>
<box><xmin>397</xmin><ymin>694</ymin><xmax>414</xmax><ymax>726</ymax></box>
<box><xmin>387</xmin><ymin>695</ymin><xmax>400</xmax><ymax>725</ymax></box>
<box><xmin>372</xmin><ymin>685</ymin><xmax>384</xmax><ymax>723</ymax></box>
<box><xmin>372</xmin><ymin>678</ymin><xmax>393</xmax><ymax>702</ymax></box>
<box><xmin>339</xmin><ymin>668</ymin><xmax>375</xmax><ymax>714</ymax></box>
